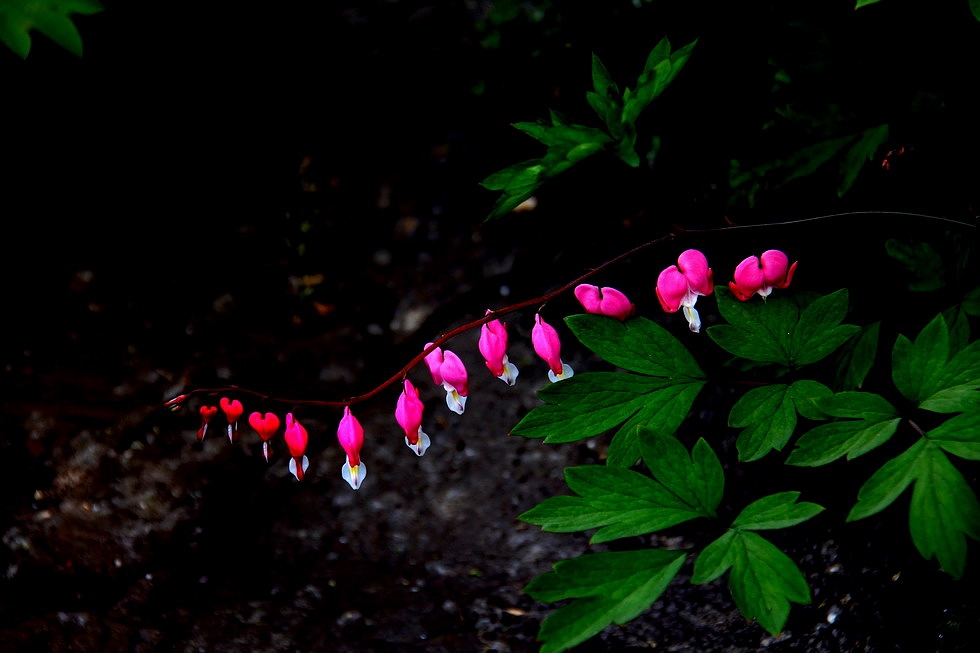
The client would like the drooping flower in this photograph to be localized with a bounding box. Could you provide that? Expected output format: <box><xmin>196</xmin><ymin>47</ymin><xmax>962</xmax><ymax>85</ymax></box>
<box><xmin>729</xmin><ymin>249</ymin><xmax>798</xmax><ymax>301</ymax></box>
<box><xmin>478</xmin><ymin>311</ymin><xmax>519</xmax><ymax>386</ymax></box>
<box><xmin>423</xmin><ymin>343</ymin><xmax>469</xmax><ymax>415</ymax></box>
<box><xmin>337</xmin><ymin>406</ymin><xmax>366</xmax><ymax>489</ymax></box>
<box><xmin>656</xmin><ymin>249</ymin><xmax>714</xmax><ymax>333</ymax></box>
<box><xmin>573</xmin><ymin>284</ymin><xmax>635</xmax><ymax>321</ymax></box>
<box><xmin>395</xmin><ymin>379</ymin><xmax>430</xmax><ymax>456</ymax></box>
<box><xmin>532</xmin><ymin>313</ymin><xmax>573</xmax><ymax>382</ymax></box>
<box><xmin>284</xmin><ymin>413</ymin><xmax>309</xmax><ymax>481</ymax></box>
<box><xmin>197</xmin><ymin>405</ymin><xmax>218</xmax><ymax>442</ymax></box>
<box><xmin>219</xmin><ymin>397</ymin><xmax>244</xmax><ymax>443</ymax></box>
<box><xmin>249</xmin><ymin>411</ymin><xmax>281</xmax><ymax>462</ymax></box>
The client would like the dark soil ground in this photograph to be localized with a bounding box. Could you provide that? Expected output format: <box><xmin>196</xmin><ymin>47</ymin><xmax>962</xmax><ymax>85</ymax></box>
<box><xmin>2</xmin><ymin>2</ymin><xmax>980</xmax><ymax>652</ymax></box>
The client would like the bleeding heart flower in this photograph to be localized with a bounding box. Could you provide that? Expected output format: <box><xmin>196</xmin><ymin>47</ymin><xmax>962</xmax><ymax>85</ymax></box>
<box><xmin>197</xmin><ymin>405</ymin><xmax>218</xmax><ymax>442</ymax></box>
<box><xmin>532</xmin><ymin>313</ymin><xmax>573</xmax><ymax>382</ymax></box>
<box><xmin>249</xmin><ymin>411</ymin><xmax>281</xmax><ymax>462</ymax></box>
<box><xmin>478</xmin><ymin>311</ymin><xmax>519</xmax><ymax>386</ymax></box>
<box><xmin>574</xmin><ymin>284</ymin><xmax>635</xmax><ymax>321</ymax></box>
<box><xmin>656</xmin><ymin>249</ymin><xmax>714</xmax><ymax>333</ymax></box>
<box><xmin>395</xmin><ymin>379</ymin><xmax>430</xmax><ymax>456</ymax></box>
<box><xmin>424</xmin><ymin>343</ymin><xmax>469</xmax><ymax>415</ymax></box>
<box><xmin>337</xmin><ymin>406</ymin><xmax>366</xmax><ymax>489</ymax></box>
<box><xmin>729</xmin><ymin>250</ymin><xmax>798</xmax><ymax>301</ymax></box>
<box><xmin>284</xmin><ymin>413</ymin><xmax>309</xmax><ymax>481</ymax></box>
<box><xmin>219</xmin><ymin>397</ymin><xmax>244</xmax><ymax>443</ymax></box>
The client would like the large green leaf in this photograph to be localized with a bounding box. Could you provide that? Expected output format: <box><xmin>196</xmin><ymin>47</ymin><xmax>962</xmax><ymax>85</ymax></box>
<box><xmin>692</xmin><ymin>492</ymin><xmax>822</xmax><ymax>636</ymax></box>
<box><xmin>847</xmin><ymin>437</ymin><xmax>980</xmax><ymax>578</ymax></box>
<box><xmin>892</xmin><ymin>313</ymin><xmax>980</xmax><ymax>412</ymax></box>
<box><xmin>525</xmin><ymin>549</ymin><xmax>687</xmax><ymax>653</ymax></box>
<box><xmin>728</xmin><ymin>380</ymin><xmax>833</xmax><ymax>462</ymax></box>
<box><xmin>709</xmin><ymin>288</ymin><xmax>859</xmax><ymax>369</ymax></box>
<box><xmin>638</xmin><ymin>426</ymin><xmax>724</xmax><ymax>518</ymax></box>
<box><xmin>787</xmin><ymin>391</ymin><xmax>901</xmax><ymax>466</ymax></box>
<box><xmin>834</xmin><ymin>321</ymin><xmax>881</xmax><ymax>391</ymax></box>
<box><xmin>565</xmin><ymin>314</ymin><xmax>704</xmax><ymax>378</ymax></box>
<box><xmin>518</xmin><ymin>465</ymin><xmax>707</xmax><ymax>543</ymax></box>
<box><xmin>0</xmin><ymin>0</ymin><xmax>102</xmax><ymax>58</ymax></box>
<box><xmin>605</xmin><ymin>381</ymin><xmax>705</xmax><ymax>467</ymax></box>
<box><xmin>838</xmin><ymin>124</ymin><xmax>889</xmax><ymax>197</ymax></box>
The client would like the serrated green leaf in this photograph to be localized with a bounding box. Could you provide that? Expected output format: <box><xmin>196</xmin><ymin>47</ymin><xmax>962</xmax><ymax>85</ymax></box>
<box><xmin>591</xmin><ymin>52</ymin><xmax>620</xmax><ymax>104</ymax></box>
<box><xmin>638</xmin><ymin>427</ymin><xmax>724</xmax><ymax>517</ymax></box>
<box><xmin>908</xmin><ymin>444</ymin><xmax>980</xmax><ymax>578</ymax></box>
<box><xmin>732</xmin><ymin>491</ymin><xmax>825</xmax><ymax>530</ymax></box>
<box><xmin>605</xmin><ymin>382</ymin><xmax>705</xmax><ymax>467</ymax></box>
<box><xmin>787</xmin><ymin>391</ymin><xmax>901</xmax><ymax>466</ymax></box>
<box><xmin>518</xmin><ymin>464</ymin><xmax>708</xmax><ymax>543</ymax></box>
<box><xmin>834</xmin><ymin>321</ymin><xmax>881</xmax><ymax>391</ymax></box>
<box><xmin>693</xmin><ymin>530</ymin><xmax>812</xmax><ymax>635</ymax></box>
<box><xmin>838</xmin><ymin>124</ymin><xmax>888</xmax><ymax>197</ymax></box>
<box><xmin>847</xmin><ymin>438</ymin><xmax>928</xmax><ymax>522</ymax></box>
<box><xmin>566</xmin><ymin>314</ymin><xmax>704</xmax><ymax>378</ymax></box>
<box><xmin>526</xmin><ymin>549</ymin><xmax>686</xmax><ymax>653</ymax></box>
<box><xmin>0</xmin><ymin>0</ymin><xmax>103</xmax><ymax>58</ymax></box>
<box><xmin>929</xmin><ymin>412</ymin><xmax>980</xmax><ymax>460</ymax></box>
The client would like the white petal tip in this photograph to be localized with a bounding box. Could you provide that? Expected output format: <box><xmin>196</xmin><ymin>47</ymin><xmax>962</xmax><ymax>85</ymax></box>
<box><xmin>342</xmin><ymin>460</ymin><xmax>366</xmax><ymax>489</ymax></box>
<box><xmin>548</xmin><ymin>364</ymin><xmax>574</xmax><ymax>383</ymax></box>
<box><xmin>288</xmin><ymin>455</ymin><xmax>309</xmax><ymax>480</ymax></box>
<box><xmin>446</xmin><ymin>391</ymin><xmax>466</xmax><ymax>415</ymax></box>
<box><xmin>406</xmin><ymin>431</ymin><xmax>431</xmax><ymax>456</ymax></box>
<box><xmin>498</xmin><ymin>362</ymin><xmax>519</xmax><ymax>386</ymax></box>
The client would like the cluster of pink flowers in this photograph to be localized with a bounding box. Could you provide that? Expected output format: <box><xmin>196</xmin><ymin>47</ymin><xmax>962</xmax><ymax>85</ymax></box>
<box><xmin>655</xmin><ymin>248</ymin><xmax>796</xmax><ymax>332</ymax></box>
<box><xmin>189</xmin><ymin>248</ymin><xmax>794</xmax><ymax>490</ymax></box>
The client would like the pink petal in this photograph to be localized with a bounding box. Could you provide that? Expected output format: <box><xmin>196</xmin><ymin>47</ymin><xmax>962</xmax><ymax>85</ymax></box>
<box><xmin>677</xmin><ymin>249</ymin><xmax>714</xmax><ymax>296</ymax></box>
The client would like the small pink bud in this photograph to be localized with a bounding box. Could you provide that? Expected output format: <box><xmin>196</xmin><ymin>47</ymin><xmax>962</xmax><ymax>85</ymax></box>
<box><xmin>219</xmin><ymin>397</ymin><xmax>244</xmax><ymax>443</ymax></box>
<box><xmin>197</xmin><ymin>405</ymin><xmax>217</xmax><ymax>442</ymax></box>
<box><xmin>574</xmin><ymin>284</ymin><xmax>635</xmax><ymax>321</ymax></box>
<box><xmin>729</xmin><ymin>249</ymin><xmax>798</xmax><ymax>301</ymax></box>
<box><xmin>337</xmin><ymin>406</ymin><xmax>366</xmax><ymax>489</ymax></box>
<box><xmin>284</xmin><ymin>413</ymin><xmax>310</xmax><ymax>481</ymax></box>
<box><xmin>395</xmin><ymin>379</ymin><xmax>430</xmax><ymax>456</ymax></box>
<box><xmin>249</xmin><ymin>412</ymin><xmax>281</xmax><ymax>462</ymax></box>
<box><xmin>479</xmin><ymin>311</ymin><xmax>519</xmax><ymax>386</ymax></box>
<box><xmin>532</xmin><ymin>313</ymin><xmax>573</xmax><ymax>382</ymax></box>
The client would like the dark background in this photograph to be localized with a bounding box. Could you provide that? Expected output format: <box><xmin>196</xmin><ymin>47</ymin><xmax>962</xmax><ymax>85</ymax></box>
<box><xmin>1</xmin><ymin>1</ymin><xmax>979</xmax><ymax>651</ymax></box>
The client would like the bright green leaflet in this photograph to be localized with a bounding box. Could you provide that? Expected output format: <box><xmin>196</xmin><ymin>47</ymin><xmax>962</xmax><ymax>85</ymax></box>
<box><xmin>525</xmin><ymin>549</ymin><xmax>687</xmax><ymax>653</ymax></box>
<box><xmin>692</xmin><ymin>492</ymin><xmax>823</xmax><ymax>635</ymax></box>
<box><xmin>0</xmin><ymin>0</ymin><xmax>102</xmax><ymax>58</ymax></box>
<box><xmin>708</xmin><ymin>288</ymin><xmax>859</xmax><ymax>369</ymax></box>
<box><xmin>787</xmin><ymin>391</ymin><xmax>901</xmax><ymax>466</ymax></box>
<box><xmin>892</xmin><ymin>313</ymin><xmax>980</xmax><ymax>413</ymax></box>
<box><xmin>728</xmin><ymin>380</ymin><xmax>833</xmax><ymax>462</ymax></box>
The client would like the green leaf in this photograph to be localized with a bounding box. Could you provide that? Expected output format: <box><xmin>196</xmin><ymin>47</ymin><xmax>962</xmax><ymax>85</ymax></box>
<box><xmin>788</xmin><ymin>391</ymin><xmax>900</xmax><ymax>466</ymax></box>
<box><xmin>709</xmin><ymin>288</ymin><xmax>858</xmax><ymax>369</ymax></box>
<box><xmin>513</xmin><ymin>118</ymin><xmax>612</xmax><ymax>149</ymax></box>
<box><xmin>605</xmin><ymin>382</ymin><xmax>705</xmax><ymax>467</ymax></box>
<box><xmin>855</xmin><ymin>0</ymin><xmax>883</xmax><ymax>8</ymax></box>
<box><xmin>0</xmin><ymin>0</ymin><xmax>102</xmax><ymax>58</ymax></box>
<box><xmin>892</xmin><ymin>314</ymin><xmax>980</xmax><ymax>411</ymax></box>
<box><xmin>727</xmin><ymin>380</ymin><xmax>833</xmax><ymax>463</ymax></box>
<box><xmin>731</xmin><ymin>491</ymin><xmax>825</xmax><ymax>531</ymax></box>
<box><xmin>885</xmin><ymin>239</ymin><xmax>946</xmax><ymax>292</ymax></box>
<box><xmin>526</xmin><ymin>549</ymin><xmax>687</xmax><ymax>653</ymax></box>
<box><xmin>847</xmin><ymin>438</ymin><xmax>927</xmax><ymax>521</ymax></box>
<box><xmin>692</xmin><ymin>530</ymin><xmax>813</xmax><ymax>635</ymax></box>
<box><xmin>834</xmin><ymin>321</ymin><xmax>880</xmax><ymax>391</ymax></box>
<box><xmin>510</xmin><ymin>372</ymin><xmax>672</xmax><ymax>442</ymax></box>
<box><xmin>971</xmin><ymin>0</ymin><xmax>980</xmax><ymax>21</ymax></box>
<box><xmin>928</xmin><ymin>412</ymin><xmax>980</xmax><ymax>460</ymax></box>
<box><xmin>908</xmin><ymin>445</ymin><xmax>980</xmax><ymax>578</ymax></box>
<box><xmin>638</xmin><ymin>426</ymin><xmax>724</xmax><ymax>518</ymax></box>
<box><xmin>838</xmin><ymin>124</ymin><xmax>889</xmax><ymax>197</ymax></box>
<box><xmin>566</xmin><ymin>314</ymin><xmax>704</xmax><ymax>378</ymax></box>
<box><xmin>790</xmin><ymin>289</ymin><xmax>863</xmax><ymax>366</ymax></box>
<box><xmin>518</xmin><ymin>463</ymin><xmax>710</xmax><ymax>543</ymax></box>
<box><xmin>963</xmin><ymin>286</ymin><xmax>980</xmax><ymax>316</ymax></box>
